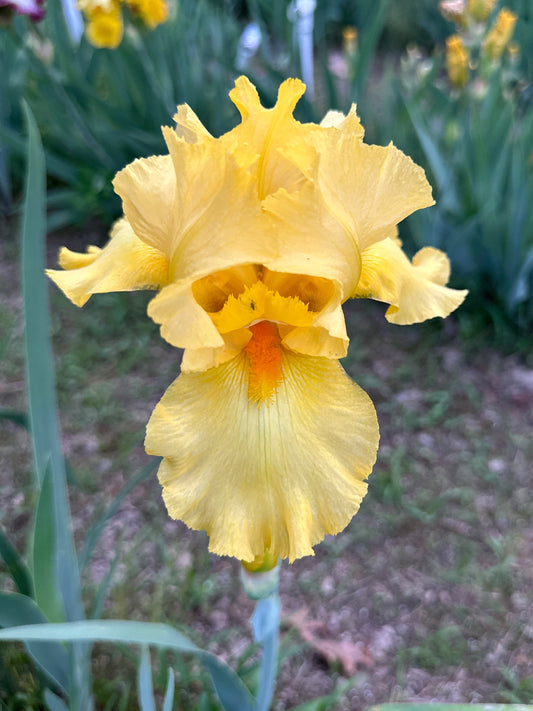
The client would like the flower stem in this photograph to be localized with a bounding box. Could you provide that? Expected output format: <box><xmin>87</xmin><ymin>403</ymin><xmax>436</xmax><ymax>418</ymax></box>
<box><xmin>241</xmin><ymin>562</ymin><xmax>281</xmax><ymax>711</ymax></box>
<box><xmin>252</xmin><ymin>593</ymin><xmax>280</xmax><ymax>711</ymax></box>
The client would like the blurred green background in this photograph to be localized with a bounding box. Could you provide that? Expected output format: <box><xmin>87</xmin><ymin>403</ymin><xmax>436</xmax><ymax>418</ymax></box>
<box><xmin>1</xmin><ymin>0</ymin><xmax>532</xmax><ymax>337</ymax></box>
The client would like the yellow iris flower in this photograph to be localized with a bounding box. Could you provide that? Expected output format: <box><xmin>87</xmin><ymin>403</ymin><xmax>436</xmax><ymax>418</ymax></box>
<box><xmin>47</xmin><ymin>77</ymin><xmax>467</xmax><ymax>563</ymax></box>
<box><xmin>81</xmin><ymin>0</ymin><xmax>123</xmax><ymax>49</ymax></box>
<box><xmin>79</xmin><ymin>0</ymin><xmax>168</xmax><ymax>48</ymax></box>
<box><xmin>126</xmin><ymin>0</ymin><xmax>168</xmax><ymax>28</ymax></box>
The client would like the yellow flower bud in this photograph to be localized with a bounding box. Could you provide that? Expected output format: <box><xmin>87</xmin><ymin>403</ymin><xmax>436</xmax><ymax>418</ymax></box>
<box><xmin>342</xmin><ymin>26</ymin><xmax>358</xmax><ymax>54</ymax></box>
<box><xmin>446</xmin><ymin>35</ymin><xmax>469</xmax><ymax>87</ymax></box>
<box><xmin>482</xmin><ymin>8</ymin><xmax>517</xmax><ymax>60</ymax></box>
<box><xmin>467</xmin><ymin>0</ymin><xmax>497</xmax><ymax>22</ymax></box>
<box><xmin>507</xmin><ymin>41</ymin><xmax>520</xmax><ymax>63</ymax></box>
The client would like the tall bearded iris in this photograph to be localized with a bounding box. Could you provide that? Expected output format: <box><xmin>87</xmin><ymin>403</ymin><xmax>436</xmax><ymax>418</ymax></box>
<box><xmin>48</xmin><ymin>77</ymin><xmax>467</xmax><ymax>563</ymax></box>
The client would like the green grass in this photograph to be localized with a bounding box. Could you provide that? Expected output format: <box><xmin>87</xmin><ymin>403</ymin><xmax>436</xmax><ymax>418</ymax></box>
<box><xmin>398</xmin><ymin>626</ymin><xmax>469</xmax><ymax>672</ymax></box>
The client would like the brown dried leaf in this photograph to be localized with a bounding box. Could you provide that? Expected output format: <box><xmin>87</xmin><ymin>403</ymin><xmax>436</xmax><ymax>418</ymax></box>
<box><xmin>285</xmin><ymin>607</ymin><xmax>373</xmax><ymax>675</ymax></box>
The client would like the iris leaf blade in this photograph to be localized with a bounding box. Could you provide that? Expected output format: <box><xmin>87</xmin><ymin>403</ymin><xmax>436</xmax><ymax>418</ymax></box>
<box><xmin>162</xmin><ymin>667</ymin><xmax>175</xmax><ymax>711</ymax></box>
<box><xmin>0</xmin><ymin>526</ymin><xmax>33</xmax><ymax>597</ymax></box>
<box><xmin>21</xmin><ymin>102</ymin><xmax>93</xmax><ymax>709</ymax></box>
<box><xmin>21</xmin><ymin>100</ymin><xmax>58</xmax><ymax>490</ymax></box>
<box><xmin>44</xmin><ymin>689</ymin><xmax>70</xmax><ymax>711</ymax></box>
<box><xmin>137</xmin><ymin>645</ymin><xmax>157</xmax><ymax>711</ymax></box>
<box><xmin>0</xmin><ymin>620</ymin><xmax>255</xmax><ymax>711</ymax></box>
<box><xmin>0</xmin><ymin>592</ymin><xmax>69</xmax><ymax>693</ymax></box>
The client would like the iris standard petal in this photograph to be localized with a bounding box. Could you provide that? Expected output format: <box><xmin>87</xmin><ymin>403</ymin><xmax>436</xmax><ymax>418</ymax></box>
<box><xmin>145</xmin><ymin>349</ymin><xmax>379</xmax><ymax>562</ymax></box>
<box><xmin>263</xmin><ymin>181</ymin><xmax>362</xmax><ymax>298</ymax></box>
<box><xmin>281</xmin><ymin>121</ymin><xmax>434</xmax><ymax>253</ymax></box>
<box><xmin>172</xmin><ymin>104</ymin><xmax>212</xmax><ymax>143</ymax></box>
<box><xmin>225</xmin><ymin>76</ymin><xmax>317</xmax><ymax>198</ymax></box>
<box><xmin>354</xmin><ymin>237</ymin><xmax>468</xmax><ymax>323</ymax></box>
<box><xmin>113</xmin><ymin>155</ymin><xmax>176</xmax><ymax>254</ymax></box>
<box><xmin>46</xmin><ymin>219</ymin><xmax>169</xmax><ymax>307</ymax></box>
<box><xmin>320</xmin><ymin>105</ymin><xmax>364</xmax><ymax>135</ymax></box>
<box><xmin>162</xmin><ymin>130</ymin><xmax>279</xmax><ymax>279</ymax></box>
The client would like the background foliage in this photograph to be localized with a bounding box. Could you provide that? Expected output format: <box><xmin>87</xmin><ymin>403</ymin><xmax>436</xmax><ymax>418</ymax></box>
<box><xmin>1</xmin><ymin>0</ymin><xmax>532</xmax><ymax>334</ymax></box>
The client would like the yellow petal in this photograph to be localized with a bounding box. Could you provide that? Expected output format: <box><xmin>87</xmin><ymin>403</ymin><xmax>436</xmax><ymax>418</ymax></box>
<box><xmin>172</xmin><ymin>104</ymin><xmax>212</xmax><ymax>143</ymax></box>
<box><xmin>58</xmin><ymin>245</ymin><xmax>101</xmax><ymax>270</ymax></box>
<box><xmin>145</xmin><ymin>349</ymin><xmax>379</xmax><ymax>562</ymax></box>
<box><xmin>113</xmin><ymin>155</ymin><xmax>176</xmax><ymax>255</ymax></box>
<box><xmin>354</xmin><ymin>238</ymin><xmax>468</xmax><ymax>324</ymax></box>
<box><xmin>280</xmin><ymin>302</ymin><xmax>349</xmax><ymax>358</ymax></box>
<box><xmin>263</xmin><ymin>181</ymin><xmax>362</xmax><ymax>298</ymax></box>
<box><xmin>162</xmin><ymin>129</ymin><xmax>279</xmax><ymax>279</ymax></box>
<box><xmin>320</xmin><ymin>110</ymin><xmax>347</xmax><ymax>128</ymax></box>
<box><xmin>46</xmin><ymin>219</ymin><xmax>169</xmax><ymax>307</ymax></box>
<box><xmin>147</xmin><ymin>280</ymin><xmax>224</xmax><ymax>350</ymax></box>
<box><xmin>319</xmin><ymin>105</ymin><xmax>365</xmax><ymax>138</ymax></box>
<box><xmin>224</xmin><ymin>76</ymin><xmax>316</xmax><ymax>198</ymax></box>
<box><xmin>192</xmin><ymin>264</ymin><xmax>259</xmax><ymax>312</ymax></box>
<box><xmin>130</xmin><ymin>0</ymin><xmax>168</xmax><ymax>28</ymax></box>
<box><xmin>180</xmin><ymin>328</ymin><xmax>252</xmax><ymax>373</ymax></box>
<box><xmin>281</xmin><ymin>121</ymin><xmax>434</xmax><ymax>252</ymax></box>
<box><xmin>262</xmin><ymin>268</ymin><xmax>335</xmax><ymax>312</ymax></box>
<box><xmin>209</xmin><ymin>281</ymin><xmax>315</xmax><ymax>334</ymax></box>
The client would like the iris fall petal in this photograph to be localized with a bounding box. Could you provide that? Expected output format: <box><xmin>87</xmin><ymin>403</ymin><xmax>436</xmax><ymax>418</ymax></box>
<box><xmin>146</xmin><ymin>349</ymin><xmax>379</xmax><ymax>562</ymax></box>
<box><xmin>355</xmin><ymin>237</ymin><xmax>468</xmax><ymax>323</ymax></box>
<box><xmin>46</xmin><ymin>219</ymin><xmax>169</xmax><ymax>307</ymax></box>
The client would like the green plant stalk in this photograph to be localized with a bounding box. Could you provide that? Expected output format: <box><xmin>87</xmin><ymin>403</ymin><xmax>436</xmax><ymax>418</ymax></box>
<box><xmin>241</xmin><ymin>563</ymin><xmax>281</xmax><ymax>711</ymax></box>
<box><xmin>252</xmin><ymin>594</ymin><xmax>280</xmax><ymax>711</ymax></box>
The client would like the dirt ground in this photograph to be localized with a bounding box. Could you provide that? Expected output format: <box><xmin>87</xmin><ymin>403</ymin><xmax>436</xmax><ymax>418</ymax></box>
<box><xmin>1</xmin><ymin>222</ymin><xmax>533</xmax><ymax>709</ymax></box>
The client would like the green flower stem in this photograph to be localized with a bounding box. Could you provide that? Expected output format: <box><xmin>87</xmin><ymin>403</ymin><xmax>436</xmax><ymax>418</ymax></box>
<box><xmin>241</xmin><ymin>563</ymin><xmax>281</xmax><ymax>711</ymax></box>
<box><xmin>252</xmin><ymin>594</ymin><xmax>280</xmax><ymax>711</ymax></box>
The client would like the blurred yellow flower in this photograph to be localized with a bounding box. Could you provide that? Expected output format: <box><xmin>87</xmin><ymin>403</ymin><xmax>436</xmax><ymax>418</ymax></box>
<box><xmin>126</xmin><ymin>0</ymin><xmax>168</xmax><ymax>28</ymax></box>
<box><xmin>79</xmin><ymin>0</ymin><xmax>168</xmax><ymax>48</ymax></box>
<box><xmin>483</xmin><ymin>8</ymin><xmax>517</xmax><ymax>60</ymax></box>
<box><xmin>48</xmin><ymin>77</ymin><xmax>467</xmax><ymax>562</ymax></box>
<box><xmin>82</xmin><ymin>1</ymin><xmax>123</xmax><ymax>48</ymax></box>
<box><xmin>446</xmin><ymin>35</ymin><xmax>470</xmax><ymax>87</ymax></box>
